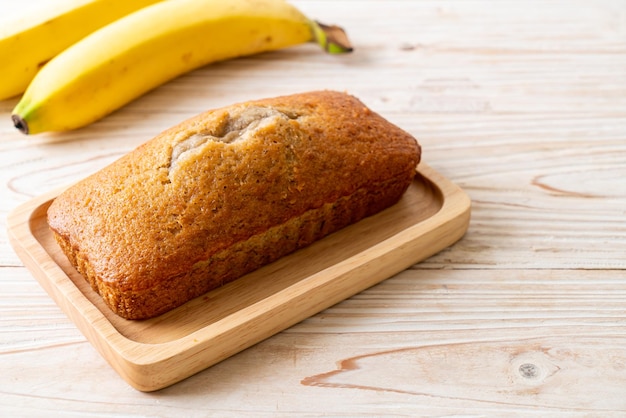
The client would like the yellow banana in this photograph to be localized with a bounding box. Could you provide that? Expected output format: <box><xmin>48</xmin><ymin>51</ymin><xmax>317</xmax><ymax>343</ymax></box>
<box><xmin>12</xmin><ymin>0</ymin><xmax>352</xmax><ymax>135</ymax></box>
<box><xmin>0</xmin><ymin>0</ymin><xmax>164</xmax><ymax>100</ymax></box>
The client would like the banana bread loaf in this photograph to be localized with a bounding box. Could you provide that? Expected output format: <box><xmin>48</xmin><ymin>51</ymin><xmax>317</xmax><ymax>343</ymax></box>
<box><xmin>47</xmin><ymin>90</ymin><xmax>421</xmax><ymax>319</ymax></box>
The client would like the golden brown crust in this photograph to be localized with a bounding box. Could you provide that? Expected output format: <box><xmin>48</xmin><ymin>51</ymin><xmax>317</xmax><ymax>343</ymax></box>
<box><xmin>47</xmin><ymin>91</ymin><xmax>421</xmax><ymax>319</ymax></box>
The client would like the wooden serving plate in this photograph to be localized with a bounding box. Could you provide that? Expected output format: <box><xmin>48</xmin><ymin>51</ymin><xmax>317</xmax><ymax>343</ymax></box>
<box><xmin>7</xmin><ymin>162</ymin><xmax>470</xmax><ymax>392</ymax></box>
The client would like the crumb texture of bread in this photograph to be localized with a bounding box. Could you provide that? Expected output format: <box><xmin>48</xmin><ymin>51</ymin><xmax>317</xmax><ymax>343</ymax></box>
<box><xmin>47</xmin><ymin>91</ymin><xmax>421</xmax><ymax>319</ymax></box>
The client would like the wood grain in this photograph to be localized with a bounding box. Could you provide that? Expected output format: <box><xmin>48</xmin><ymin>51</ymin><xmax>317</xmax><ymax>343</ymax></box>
<box><xmin>1</xmin><ymin>0</ymin><xmax>625</xmax><ymax>414</ymax></box>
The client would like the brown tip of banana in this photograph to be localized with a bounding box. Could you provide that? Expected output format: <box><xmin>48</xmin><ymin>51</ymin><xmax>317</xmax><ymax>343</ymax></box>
<box><xmin>317</xmin><ymin>22</ymin><xmax>353</xmax><ymax>53</ymax></box>
<box><xmin>12</xmin><ymin>114</ymin><xmax>29</xmax><ymax>135</ymax></box>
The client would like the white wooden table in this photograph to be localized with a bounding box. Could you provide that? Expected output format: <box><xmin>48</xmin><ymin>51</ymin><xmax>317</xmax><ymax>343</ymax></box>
<box><xmin>1</xmin><ymin>0</ymin><xmax>625</xmax><ymax>415</ymax></box>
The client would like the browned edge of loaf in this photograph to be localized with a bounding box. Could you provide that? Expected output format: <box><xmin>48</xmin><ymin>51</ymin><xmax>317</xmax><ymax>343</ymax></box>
<box><xmin>50</xmin><ymin>174</ymin><xmax>412</xmax><ymax>320</ymax></box>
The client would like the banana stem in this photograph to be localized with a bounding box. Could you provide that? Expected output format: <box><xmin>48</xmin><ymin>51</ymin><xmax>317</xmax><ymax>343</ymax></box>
<box><xmin>311</xmin><ymin>21</ymin><xmax>353</xmax><ymax>54</ymax></box>
<box><xmin>12</xmin><ymin>114</ymin><xmax>29</xmax><ymax>135</ymax></box>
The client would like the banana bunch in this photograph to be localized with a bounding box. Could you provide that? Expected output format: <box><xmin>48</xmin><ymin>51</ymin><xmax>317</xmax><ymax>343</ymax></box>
<box><xmin>0</xmin><ymin>0</ymin><xmax>164</xmax><ymax>100</ymax></box>
<box><xmin>5</xmin><ymin>0</ymin><xmax>352</xmax><ymax>135</ymax></box>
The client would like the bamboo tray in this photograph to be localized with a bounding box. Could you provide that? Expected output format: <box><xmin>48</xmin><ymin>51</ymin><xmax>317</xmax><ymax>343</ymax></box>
<box><xmin>7</xmin><ymin>162</ymin><xmax>470</xmax><ymax>392</ymax></box>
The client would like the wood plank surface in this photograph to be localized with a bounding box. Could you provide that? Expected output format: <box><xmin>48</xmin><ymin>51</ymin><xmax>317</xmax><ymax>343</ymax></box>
<box><xmin>1</xmin><ymin>0</ymin><xmax>625</xmax><ymax>415</ymax></box>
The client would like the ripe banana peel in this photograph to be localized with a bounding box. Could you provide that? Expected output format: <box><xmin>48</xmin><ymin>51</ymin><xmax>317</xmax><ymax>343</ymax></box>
<box><xmin>0</xmin><ymin>0</ymin><xmax>164</xmax><ymax>100</ymax></box>
<box><xmin>11</xmin><ymin>0</ymin><xmax>353</xmax><ymax>135</ymax></box>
